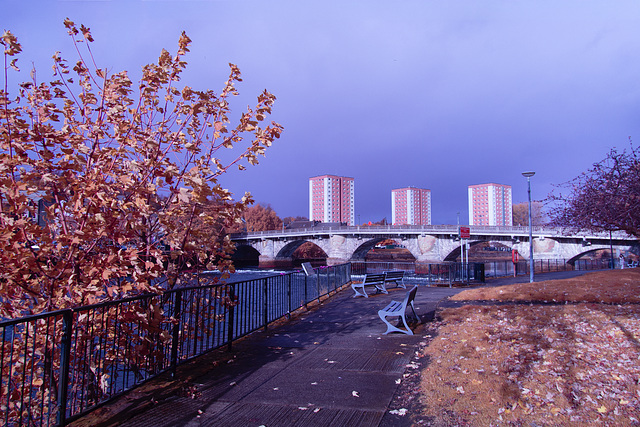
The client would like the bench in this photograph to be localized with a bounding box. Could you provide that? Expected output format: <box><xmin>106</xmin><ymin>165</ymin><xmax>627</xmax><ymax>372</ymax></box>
<box><xmin>383</xmin><ymin>270</ymin><xmax>406</xmax><ymax>289</ymax></box>
<box><xmin>378</xmin><ymin>286</ymin><xmax>419</xmax><ymax>335</ymax></box>
<box><xmin>301</xmin><ymin>262</ymin><xmax>316</xmax><ymax>276</ymax></box>
<box><xmin>351</xmin><ymin>273</ymin><xmax>388</xmax><ymax>298</ymax></box>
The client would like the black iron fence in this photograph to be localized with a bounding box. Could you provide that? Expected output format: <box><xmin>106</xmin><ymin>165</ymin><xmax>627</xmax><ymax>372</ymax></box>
<box><xmin>352</xmin><ymin>258</ymin><xmax>613</xmax><ymax>286</ymax></box>
<box><xmin>484</xmin><ymin>258</ymin><xmax>612</xmax><ymax>278</ymax></box>
<box><xmin>350</xmin><ymin>261</ymin><xmax>486</xmax><ymax>286</ymax></box>
<box><xmin>0</xmin><ymin>263</ymin><xmax>351</xmax><ymax>426</ymax></box>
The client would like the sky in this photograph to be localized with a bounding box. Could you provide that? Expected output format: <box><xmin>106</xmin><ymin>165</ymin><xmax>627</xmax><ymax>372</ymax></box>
<box><xmin>3</xmin><ymin>1</ymin><xmax>640</xmax><ymax>225</ymax></box>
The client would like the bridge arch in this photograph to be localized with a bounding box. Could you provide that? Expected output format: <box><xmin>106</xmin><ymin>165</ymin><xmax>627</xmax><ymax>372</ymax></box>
<box><xmin>443</xmin><ymin>240</ymin><xmax>519</xmax><ymax>262</ymax></box>
<box><xmin>565</xmin><ymin>247</ymin><xmax>619</xmax><ymax>265</ymax></box>
<box><xmin>275</xmin><ymin>240</ymin><xmax>328</xmax><ymax>263</ymax></box>
<box><xmin>276</xmin><ymin>240</ymin><xmax>308</xmax><ymax>258</ymax></box>
<box><xmin>350</xmin><ymin>238</ymin><xmax>419</xmax><ymax>261</ymax></box>
<box><xmin>351</xmin><ymin>238</ymin><xmax>388</xmax><ymax>260</ymax></box>
<box><xmin>231</xmin><ymin>244</ymin><xmax>261</xmax><ymax>268</ymax></box>
<box><xmin>443</xmin><ymin>240</ymin><xmax>486</xmax><ymax>262</ymax></box>
<box><xmin>567</xmin><ymin>250</ymin><xmax>596</xmax><ymax>266</ymax></box>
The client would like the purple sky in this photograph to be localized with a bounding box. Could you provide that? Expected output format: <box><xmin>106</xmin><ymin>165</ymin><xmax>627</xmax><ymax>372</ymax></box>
<box><xmin>4</xmin><ymin>1</ymin><xmax>640</xmax><ymax>224</ymax></box>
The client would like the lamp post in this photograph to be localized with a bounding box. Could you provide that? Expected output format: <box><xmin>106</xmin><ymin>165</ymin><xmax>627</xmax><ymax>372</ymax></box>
<box><xmin>522</xmin><ymin>171</ymin><xmax>535</xmax><ymax>283</ymax></box>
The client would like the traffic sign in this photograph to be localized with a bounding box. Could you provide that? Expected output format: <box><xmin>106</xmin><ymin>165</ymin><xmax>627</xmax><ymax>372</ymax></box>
<box><xmin>459</xmin><ymin>226</ymin><xmax>470</xmax><ymax>239</ymax></box>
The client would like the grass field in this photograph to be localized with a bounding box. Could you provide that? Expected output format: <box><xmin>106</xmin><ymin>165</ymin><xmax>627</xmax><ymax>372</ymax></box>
<box><xmin>416</xmin><ymin>269</ymin><xmax>640</xmax><ymax>426</ymax></box>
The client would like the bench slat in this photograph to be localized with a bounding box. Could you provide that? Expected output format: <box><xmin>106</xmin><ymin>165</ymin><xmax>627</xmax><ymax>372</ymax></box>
<box><xmin>381</xmin><ymin>301</ymin><xmax>403</xmax><ymax>312</ymax></box>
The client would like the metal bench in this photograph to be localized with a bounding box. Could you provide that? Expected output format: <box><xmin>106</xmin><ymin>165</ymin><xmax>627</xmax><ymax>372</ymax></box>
<box><xmin>378</xmin><ymin>286</ymin><xmax>418</xmax><ymax>335</ymax></box>
<box><xmin>301</xmin><ymin>262</ymin><xmax>316</xmax><ymax>276</ymax></box>
<box><xmin>351</xmin><ymin>273</ymin><xmax>388</xmax><ymax>298</ymax></box>
<box><xmin>383</xmin><ymin>270</ymin><xmax>406</xmax><ymax>289</ymax></box>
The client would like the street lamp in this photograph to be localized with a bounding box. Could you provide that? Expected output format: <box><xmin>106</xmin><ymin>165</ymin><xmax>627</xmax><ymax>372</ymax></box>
<box><xmin>522</xmin><ymin>171</ymin><xmax>535</xmax><ymax>283</ymax></box>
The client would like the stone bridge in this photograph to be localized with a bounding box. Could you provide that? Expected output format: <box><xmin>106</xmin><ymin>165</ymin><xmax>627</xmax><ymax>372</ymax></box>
<box><xmin>230</xmin><ymin>225</ymin><xmax>639</xmax><ymax>267</ymax></box>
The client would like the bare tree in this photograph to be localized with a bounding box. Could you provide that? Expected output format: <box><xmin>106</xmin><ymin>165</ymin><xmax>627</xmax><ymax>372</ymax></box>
<box><xmin>549</xmin><ymin>140</ymin><xmax>640</xmax><ymax>237</ymax></box>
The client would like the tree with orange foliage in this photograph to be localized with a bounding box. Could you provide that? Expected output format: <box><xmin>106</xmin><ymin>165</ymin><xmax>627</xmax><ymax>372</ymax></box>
<box><xmin>512</xmin><ymin>201</ymin><xmax>547</xmax><ymax>226</ymax></box>
<box><xmin>243</xmin><ymin>203</ymin><xmax>283</xmax><ymax>231</ymax></box>
<box><xmin>0</xmin><ymin>21</ymin><xmax>283</xmax><ymax>317</ymax></box>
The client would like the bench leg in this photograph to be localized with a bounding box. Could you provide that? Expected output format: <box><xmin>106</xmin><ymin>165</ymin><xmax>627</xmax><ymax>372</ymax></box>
<box><xmin>409</xmin><ymin>301</ymin><xmax>419</xmax><ymax>322</ymax></box>
<box><xmin>375</xmin><ymin>284</ymin><xmax>389</xmax><ymax>294</ymax></box>
<box><xmin>378</xmin><ymin>312</ymin><xmax>413</xmax><ymax>335</ymax></box>
<box><xmin>351</xmin><ymin>283</ymin><xmax>368</xmax><ymax>298</ymax></box>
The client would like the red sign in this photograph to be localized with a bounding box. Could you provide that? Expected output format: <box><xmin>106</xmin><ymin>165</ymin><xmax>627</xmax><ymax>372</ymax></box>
<box><xmin>512</xmin><ymin>250</ymin><xmax>519</xmax><ymax>264</ymax></box>
<box><xmin>459</xmin><ymin>226</ymin><xmax>470</xmax><ymax>239</ymax></box>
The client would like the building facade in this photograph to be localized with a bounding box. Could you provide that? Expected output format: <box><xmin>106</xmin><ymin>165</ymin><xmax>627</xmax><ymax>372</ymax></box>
<box><xmin>468</xmin><ymin>183</ymin><xmax>512</xmax><ymax>226</ymax></box>
<box><xmin>309</xmin><ymin>175</ymin><xmax>355</xmax><ymax>226</ymax></box>
<box><xmin>391</xmin><ymin>187</ymin><xmax>432</xmax><ymax>225</ymax></box>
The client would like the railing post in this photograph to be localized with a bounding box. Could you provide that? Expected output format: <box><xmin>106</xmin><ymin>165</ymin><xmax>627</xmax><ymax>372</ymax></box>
<box><xmin>227</xmin><ymin>284</ymin><xmax>235</xmax><ymax>351</ymax></box>
<box><xmin>332</xmin><ymin>267</ymin><xmax>336</xmax><ymax>293</ymax></box>
<box><xmin>325</xmin><ymin>267</ymin><xmax>329</xmax><ymax>296</ymax></box>
<box><xmin>287</xmin><ymin>273</ymin><xmax>292</xmax><ymax>319</ymax></box>
<box><xmin>304</xmin><ymin>274</ymin><xmax>308</xmax><ymax>309</ymax></box>
<box><xmin>263</xmin><ymin>278</ymin><xmax>268</xmax><ymax>331</ymax></box>
<box><xmin>170</xmin><ymin>290</ymin><xmax>182</xmax><ymax>379</ymax></box>
<box><xmin>57</xmin><ymin>310</ymin><xmax>73</xmax><ymax>427</ymax></box>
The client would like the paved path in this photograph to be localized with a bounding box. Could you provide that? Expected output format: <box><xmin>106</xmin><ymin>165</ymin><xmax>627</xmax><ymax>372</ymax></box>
<box><xmin>115</xmin><ymin>283</ymin><xmax>458</xmax><ymax>427</ymax></box>
<box><xmin>105</xmin><ymin>270</ymin><xmax>596</xmax><ymax>427</ymax></box>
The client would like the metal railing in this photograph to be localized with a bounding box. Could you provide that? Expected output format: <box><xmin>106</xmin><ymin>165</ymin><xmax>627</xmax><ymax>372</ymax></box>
<box><xmin>484</xmin><ymin>258</ymin><xmax>612</xmax><ymax>278</ymax></box>
<box><xmin>0</xmin><ymin>263</ymin><xmax>351</xmax><ymax>426</ymax></box>
<box><xmin>350</xmin><ymin>261</ymin><xmax>486</xmax><ymax>286</ymax></box>
<box><xmin>351</xmin><ymin>258</ymin><xmax>614</xmax><ymax>286</ymax></box>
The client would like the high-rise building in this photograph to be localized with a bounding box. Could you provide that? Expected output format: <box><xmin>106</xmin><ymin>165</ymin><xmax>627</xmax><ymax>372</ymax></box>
<box><xmin>391</xmin><ymin>187</ymin><xmax>432</xmax><ymax>225</ymax></box>
<box><xmin>309</xmin><ymin>175</ymin><xmax>355</xmax><ymax>225</ymax></box>
<box><xmin>468</xmin><ymin>183</ymin><xmax>512</xmax><ymax>226</ymax></box>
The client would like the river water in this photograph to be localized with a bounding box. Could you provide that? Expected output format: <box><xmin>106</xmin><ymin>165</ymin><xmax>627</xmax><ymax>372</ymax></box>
<box><xmin>202</xmin><ymin>268</ymin><xmax>301</xmax><ymax>283</ymax></box>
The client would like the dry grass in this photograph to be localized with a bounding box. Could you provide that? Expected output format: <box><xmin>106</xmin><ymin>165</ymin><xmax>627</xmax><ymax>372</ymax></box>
<box><xmin>417</xmin><ymin>269</ymin><xmax>640</xmax><ymax>426</ymax></box>
<box><xmin>451</xmin><ymin>269</ymin><xmax>640</xmax><ymax>304</ymax></box>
